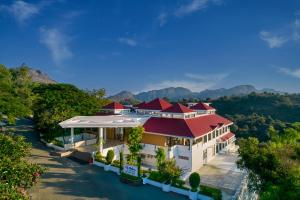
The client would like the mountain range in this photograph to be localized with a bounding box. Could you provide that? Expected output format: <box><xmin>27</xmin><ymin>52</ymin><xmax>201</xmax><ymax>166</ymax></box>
<box><xmin>109</xmin><ymin>85</ymin><xmax>282</xmax><ymax>102</ymax></box>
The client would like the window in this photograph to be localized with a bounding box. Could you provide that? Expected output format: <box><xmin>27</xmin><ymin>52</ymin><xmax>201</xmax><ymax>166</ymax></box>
<box><xmin>178</xmin><ymin>156</ymin><xmax>189</xmax><ymax>160</ymax></box>
<box><xmin>212</xmin><ymin>131</ymin><xmax>215</xmax><ymax>138</ymax></box>
<box><xmin>196</xmin><ymin>137</ymin><xmax>202</xmax><ymax>144</ymax></box>
<box><xmin>208</xmin><ymin>133</ymin><xmax>211</xmax><ymax>141</ymax></box>
<box><xmin>204</xmin><ymin>135</ymin><xmax>207</xmax><ymax>143</ymax></box>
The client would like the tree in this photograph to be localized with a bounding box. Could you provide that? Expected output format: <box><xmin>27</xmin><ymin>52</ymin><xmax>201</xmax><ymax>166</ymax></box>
<box><xmin>161</xmin><ymin>159</ymin><xmax>183</xmax><ymax>184</ymax></box>
<box><xmin>32</xmin><ymin>84</ymin><xmax>108</xmax><ymax>141</ymax></box>
<box><xmin>127</xmin><ymin>126</ymin><xmax>143</xmax><ymax>162</ymax></box>
<box><xmin>155</xmin><ymin>147</ymin><xmax>166</xmax><ymax>172</ymax></box>
<box><xmin>237</xmin><ymin>123</ymin><xmax>300</xmax><ymax>200</ymax></box>
<box><xmin>189</xmin><ymin>172</ymin><xmax>201</xmax><ymax>192</ymax></box>
<box><xmin>0</xmin><ymin>133</ymin><xmax>45</xmax><ymax>199</ymax></box>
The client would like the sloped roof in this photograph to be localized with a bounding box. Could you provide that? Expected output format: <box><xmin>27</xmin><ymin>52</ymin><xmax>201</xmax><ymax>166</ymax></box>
<box><xmin>143</xmin><ymin>114</ymin><xmax>232</xmax><ymax>138</ymax></box>
<box><xmin>140</xmin><ymin>98</ymin><xmax>172</xmax><ymax>110</ymax></box>
<box><xmin>135</xmin><ymin>102</ymin><xmax>147</xmax><ymax>109</ymax></box>
<box><xmin>103</xmin><ymin>102</ymin><xmax>125</xmax><ymax>109</ymax></box>
<box><xmin>221</xmin><ymin>132</ymin><xmax>235</xmax><ymax>141</ymax></box>
<box><xmin>190</xmin><ymin>102</ymin><xmax>216</xmax><ymax>111</ymax></box>
<box><xmin>161</xmin><ymin>103</ymin><xmax>194</xmax><ymax>113</ymax></box>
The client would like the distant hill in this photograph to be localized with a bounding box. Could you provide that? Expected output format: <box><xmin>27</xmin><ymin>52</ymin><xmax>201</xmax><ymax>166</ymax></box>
<box><xmin>109</xmin><ymin>91</ymin><xmax>135</xmax><ymax>102</ymax></box>
<box><xmin>109</xmin><ymin>85</ymin><xmax>283</xmax><ymax>102</ymax></box>
<box><xmin>29</xmin><ymin>69</ymin><xmax>57</xmax><ymax>84</ymax></box>
<box><xmin>135</xmin><ymin>87</ymin><xmax>195</xmax><ymax>102</ymax></box>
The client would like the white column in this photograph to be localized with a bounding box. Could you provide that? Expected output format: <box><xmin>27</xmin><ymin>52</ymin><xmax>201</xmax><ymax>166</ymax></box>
<box><xmin>70</xmin><ymin>127</ymin><xmax>74</xmax><ymax>144</ymax></box>
<box><xmin>120</xmin><ymin>127</ymin><xmax>124</xmax><ymax>140</ymax></box>
<box><xmin>99</xmin><ymin>127</ymin><xmax>103</xmax><ymax>153</ymax></box>
<box><xmin>104</xmin><ymin>128</ymin><xmax>107</xmax><ymax>141</ymax></box>
<box><xmin>189</xmin><ymin>138</ymin><xmax>193</xmax><ymax>150</ymax></box>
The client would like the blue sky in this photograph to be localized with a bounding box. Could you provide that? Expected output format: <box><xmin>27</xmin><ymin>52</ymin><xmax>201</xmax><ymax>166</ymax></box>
<box><xmin>0</xmin><ymin>0</ymin><xmax>300</xmax><ymax>95</ymax></box>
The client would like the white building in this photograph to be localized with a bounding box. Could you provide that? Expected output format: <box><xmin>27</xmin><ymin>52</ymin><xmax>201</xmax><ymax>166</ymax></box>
<box><xmin>59</xmin><ymin>98</ymin><xmax>236</xmax><ymax>177</ymax></box>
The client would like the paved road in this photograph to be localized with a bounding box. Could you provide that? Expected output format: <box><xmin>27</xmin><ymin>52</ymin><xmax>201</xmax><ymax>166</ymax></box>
<box><xmin>15</xmin><ymin>119</ymin><xmax>185</xmax><ymax>200</ymax></box>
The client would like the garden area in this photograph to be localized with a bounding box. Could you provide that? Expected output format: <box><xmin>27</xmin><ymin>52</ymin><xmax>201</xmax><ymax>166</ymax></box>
<box><xmin>92</xmin><ymin>127</ymin><xmax>222</xmax><ymax>200</ymax></box>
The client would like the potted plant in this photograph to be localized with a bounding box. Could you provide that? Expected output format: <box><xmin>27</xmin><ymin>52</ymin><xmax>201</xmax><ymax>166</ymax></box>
<box><xmin>188</xmin><ymin>172</ymin><xmax>200</xmax><ymax>200</ymax></box>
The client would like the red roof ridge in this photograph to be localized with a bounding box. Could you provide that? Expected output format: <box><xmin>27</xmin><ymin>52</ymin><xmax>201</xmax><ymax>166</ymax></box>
<box><xmin>140</xmin><ymin>98</ymin><xmax>172</xmax><ymax>110</ymax></box>
<box><xmin>103</xmin><ymin>102</ymin><xmax>125</xmax><ymax>109</ymax></box>
<box><xmin>161</xmin><ymin>103</ymin><xmax>194</xmax><ymax>113</ymax></box>
<box><xmin>190</xmin><ymin>102</ymin><xmax>215</xmax><ymax>110</ymax></box>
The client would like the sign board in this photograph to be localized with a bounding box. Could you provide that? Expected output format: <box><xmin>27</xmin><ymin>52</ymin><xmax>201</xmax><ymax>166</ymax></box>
<box><xmin>124</xmin><ymin>164</ymin><xmax>138</xmax><ymax>177</ymax></box>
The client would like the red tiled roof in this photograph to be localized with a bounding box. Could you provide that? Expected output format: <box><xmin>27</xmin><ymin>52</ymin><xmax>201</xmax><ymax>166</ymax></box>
<box><xmin>140</xmin><ymin>98</ymin><xmax>172</xmax><ymax>110</ymax></box>
<box><xmin>190</xmin><ymin>102</ymin><xmax>215</xmax><ymax>111</ymax></box>
<box><xmin>221</xmin><ymin>132</ymin><xmax>235</xmax><ymax>141</ymax></box>
<box><xmin>135</xmin><ymin>102</ymin><xmax>147</xmax><ymax>109</ymax></box>
<box><xmin>143</xmin><ymin>114</ymin><xmax>232</xmax><ymax>138</ymax></box>
<box><xmin>161</xmin><ymin>103</ymin><xmax>194</xmax><ymax>113</ymax></box>
<box><xmin>103</xmin><ymin>102</ymin><xmax>125</xmax><ymax>109</ymax></box>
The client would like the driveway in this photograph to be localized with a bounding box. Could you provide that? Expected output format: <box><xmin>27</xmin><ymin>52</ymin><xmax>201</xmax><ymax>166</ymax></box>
<box><xmin>197</xmin><ymin>150</ymin><xmax>245</xmax><ymax>200</ymax></box>
<box><xmin>15</xmin><ymin>119</ymin><xmax>185</xmax><ymax>200</ymax></box>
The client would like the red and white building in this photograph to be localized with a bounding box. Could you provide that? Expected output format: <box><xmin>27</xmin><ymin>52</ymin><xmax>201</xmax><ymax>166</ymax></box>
<box><xmin>59</xmin><ymin>98</ymin><xmax>236</xmax><ymax>177</ymax></box>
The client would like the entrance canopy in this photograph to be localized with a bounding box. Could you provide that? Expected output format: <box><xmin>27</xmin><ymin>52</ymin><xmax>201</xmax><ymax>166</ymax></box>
<box><xmin>59</xmin><ymin>114</ymin><xmax>149</xmax><ymax>128</ymax></box>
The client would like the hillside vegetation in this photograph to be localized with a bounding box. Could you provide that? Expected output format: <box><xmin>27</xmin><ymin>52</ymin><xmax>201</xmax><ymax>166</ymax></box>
<box><xmin>210</xmin><ymin>93</ymin><xmax>300</xmax><ymax>142</ymax></box>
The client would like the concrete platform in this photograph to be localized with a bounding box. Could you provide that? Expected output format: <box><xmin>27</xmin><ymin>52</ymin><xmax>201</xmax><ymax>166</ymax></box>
<box><xmin>197</xmin><ymin>149</ymin><xmax>245</xmax><ymax>200</ymax></box>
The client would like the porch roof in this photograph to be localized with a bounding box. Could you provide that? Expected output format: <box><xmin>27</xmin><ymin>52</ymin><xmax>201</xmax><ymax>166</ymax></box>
<box><xmin>59</xmin><ymin>114</ymin><xmax>149</xmax><ymax>128</ymax></box>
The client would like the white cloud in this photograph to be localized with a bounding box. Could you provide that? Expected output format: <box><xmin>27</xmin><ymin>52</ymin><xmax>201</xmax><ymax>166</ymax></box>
<box><xmin>118</xmin><ymin>37</ymin><xmax>138</xmax><ymax>47</ymax></box>
<box><xmin>279</xmin><ymin>67</ymin><xmax>300</xmax><ymax>79</ymax></box>
<box><xmin>39</xmin><ymin>27</ymin><xmax>73</xmax><ymax>64</ymax></box>
<box><xmin>141</xmin><ymin>73</ymin><xmax>228</xmax><ymax>92</ymax></box>
<box><xmin>158</xmin><ymin>12</ymin><xmax>167</xmax><ymax>27</ymax></box>
<box><xmin>174</xmin><ymin>0</ymin><xmax>222</xmax><ymax>17</ymax></box>
<box><xmin>0</xmin><ymin>0</ymin><xmax>40</xmax><ymax>24</ymax></box>
<box><xmin>259</xmin><ymin>31</ymin><xmax>287</xmax><ymax>48</ymax></box>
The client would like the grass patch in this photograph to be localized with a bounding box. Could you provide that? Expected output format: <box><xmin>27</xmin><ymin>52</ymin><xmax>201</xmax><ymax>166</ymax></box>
<box><xmin>199</xmin><ymin>185</ymin><xmax>222</xmax><ymax>200</ymax></box>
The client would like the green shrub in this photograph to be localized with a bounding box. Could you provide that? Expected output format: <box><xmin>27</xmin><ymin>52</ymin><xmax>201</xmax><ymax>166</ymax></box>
<box><xmin>189</xmin><ymin>172</ymin><xmax>200</xmax><ymax>192</ymax></box>
<box><xmin>111</xmin><ymin>160</ymin><xmax>120</xmax><ymax>168</ymax></box>
<box><xmin>120</xmin><ymin>172</ymin><xmax>142</xmax><ymax>185</ymax></box>
<box><xmin>148</xmin><ymin>171</ymin><xmax>167</xmax><ymax>183</ymax></box>
<box><xmin>200</xmin><ymin>185</ymin><xmax>222</xmax><ymax>200</ymax></box>
<box><xmin>119</xmin><ymin>151</ymin><xmax>124</xmax><ymax>173</ymax></box>
<box><xmin>171</xmin><ymin>179</ymin><xmax>190</xmax><ymax>190</ymax></box>
<box><xmin>137</xmin><ymin>155</ymin><xmax>141</xmax><ymax>177</ymax></box>
<box><xmin>94</xmin><ymin>151</ymin><xmax>105</xmax><ymax>163</ymax></box>
<box><xmin>52</xmin><ymin>139</ymin><xmax>64</xmax><ymax>147</ymax></box>
<box><xmin>106</xmin><ymin>150</ymin><xmax>114</xmax><ymax>164</ymax></box>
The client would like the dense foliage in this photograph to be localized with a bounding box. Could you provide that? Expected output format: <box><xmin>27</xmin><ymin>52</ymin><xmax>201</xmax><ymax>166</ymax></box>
<box><xmin>127</xmin><ymin>126</ymin><xmax>143</xmax><ymax>162</ymax></box>
<box><xmin>32</xmin><ymin>84</ymin><xmax>109</xmax><ymax>141</ymax></box>
<box><xmin>0</xmin><ymin>64</ymin><xmax>34</xmax><ymax>124</ymax></box>
<box><xmin>237</xmin><ymin>123</ymin><xmax>300</xmax><ymax>200</ymax></box>
<box><xmin>209</xmin><ymin>93</ymin><xmax>300</xmax><ymax>141</ymax></box>
<box><xmin>213</xmin><ymin>93</ymin><xmax>300</xmax><ymax>122</ymax></box>
<box><xmin>0</xmin><ymin>133</ymin><xmax>45</xmax><ymax>199</ymax></box>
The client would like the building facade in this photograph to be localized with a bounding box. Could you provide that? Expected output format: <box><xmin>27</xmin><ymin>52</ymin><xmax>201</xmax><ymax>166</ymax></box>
<box><xmin>59</xmin><ymin>98</ymin><xmax>236</xmax><ymax>177</ymax></box>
